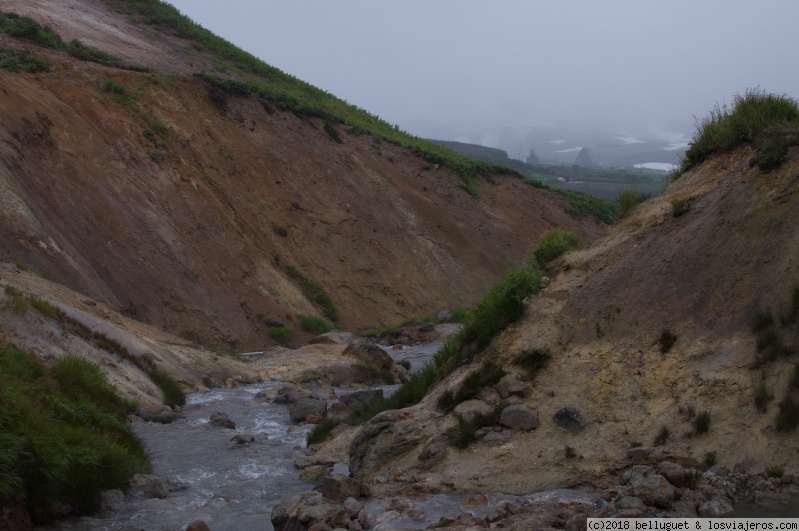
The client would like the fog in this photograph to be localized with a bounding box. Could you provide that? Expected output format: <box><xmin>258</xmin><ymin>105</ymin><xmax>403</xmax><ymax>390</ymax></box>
<box><xmin>167</xmin><ymin>0</ymin><xmax>798</xmax><ymax>159</ymax></box>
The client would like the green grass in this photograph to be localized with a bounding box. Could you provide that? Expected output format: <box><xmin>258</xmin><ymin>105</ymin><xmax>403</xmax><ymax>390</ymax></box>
<box><xmin>693</xmin><ymin>411</ymin><xmax>711</xmax><ymax>435</ymax></box>
<box><xmin>653</xmin><ymin>426</ymin><xmax>669</xmax><ymax>446</ymax></box>
<box><xmin>671</xmin><ymin>198</ymin><xmax>687</xmax><ymax>217</ymax></box>
<box><xmin>284</xmin><ymin>266</ymin><xmax>338</xmax><ymax>323</ymax></box>
<box><xmin>0</xmin><ymin>46</ymin><xmax>50</xmax><ymax>72</ymax></box>
<box><xmin>298</xmin><ymin>314</ymin><xmax>334</xmax><ymax>335</ymax></box>
<box><xmin>617</xmin><ymin>189</ymin><xmax>646</xmax><ymax>218</ymax></box>
<box><xmin>766</xmin><ymin>465</ymin><xmax>785</xmax><ymax>478</ymax></box>
<box><xmin>513</xmin><ymin>348</ymin><xmax>551</xmax><ymax>379</ymax></box>
<box><xmin>677</xmin><ymin>89</ymin><xmax>799</xmax><ymax>175</ymax></box>
<box><xmin>755</xmin><ymin>379</ymin><xmax>773</xmax><ymax>412</ymax></box>
<box><xmin>0</xmin><ymin>12</ymin><xmax>150</xmax><ymax>72</ymax></box>
<box><xmin>348</xmin><ymin>266</ymin><xmax>542</xmax><ymax>424</ymax></box>
<box><xmin>532</xmin><ymin>229</ymin><xmax>582</xmax><ymax>268</ymax></box>
<box><xmin>0</xmin><ymin>348</ymin><xmax>149</xmax><ymax>523</ymax></box>
<box><xmin>705</xmin><ymin>451</ymin><xmax>718</xmax><ymax>467</ymax></box>
<box><xmin>268</xmin><ymin>325</ymin><xmax>294</xmax><ymax>345</ymax></box>
<box><xmin>306</xmin><ymin>418</ymin><xmax>342</xmax><ymax>445</ymax></box>
<box><xmin>445</xmin><ymin>407</ymin><xmax>502</xmax><ymax>449</ymax></box>
<box><xmin>437</xmin><ymin>360</ymin><xmax>505</xmax><ymax>411</ymax></box>
<box><xmin>751</xmin><ymin>292</ymin><xmax>798</xmax><ymax>366</ymax></box>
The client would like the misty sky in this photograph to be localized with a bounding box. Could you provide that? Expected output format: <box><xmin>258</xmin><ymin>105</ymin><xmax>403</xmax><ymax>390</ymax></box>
<box><xmin>168</xmin><ymin>0</ymin><xmax>798</xmax><ymax>145</ymax></box>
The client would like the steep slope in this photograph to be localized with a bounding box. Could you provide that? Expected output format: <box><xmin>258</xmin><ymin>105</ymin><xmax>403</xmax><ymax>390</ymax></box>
<box><xmin>341</xmin><ymin>145</ymin><xmax>799</xmax><ymax>494</ymax></box>
<box><xmin>0</xmin><ymin>1</ymin><xmax>606</xmax><ymax>350</ymax></box>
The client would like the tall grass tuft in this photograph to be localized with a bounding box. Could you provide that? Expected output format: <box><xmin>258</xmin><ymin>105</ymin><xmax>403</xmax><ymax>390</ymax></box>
<box><xmin>532</xmin><ymin>229</ymin><xmax>582</xmax><ymax>268</ymax></box>
<box><xmin>298</xmin><ymin>314</ymin><xmax>333</xmax><ymax>335</ymax></box>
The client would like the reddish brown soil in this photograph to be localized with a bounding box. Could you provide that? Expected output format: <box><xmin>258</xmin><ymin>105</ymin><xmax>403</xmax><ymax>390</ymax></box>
<box><xmin>0</xmin><ymin>1</ymin><xmax>605</xmax><ymax>349</ymax></box>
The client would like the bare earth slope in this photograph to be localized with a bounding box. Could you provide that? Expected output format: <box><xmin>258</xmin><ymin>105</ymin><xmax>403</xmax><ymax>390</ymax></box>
<box><xmin>338</xmin><ymin>146</ymin><xmax>799</xmax><ymax>495</ymax></box>
<box><xmin>0</xmin><ymin>0</ymin><xmax>604</xmax><ymax>350</ymax></box>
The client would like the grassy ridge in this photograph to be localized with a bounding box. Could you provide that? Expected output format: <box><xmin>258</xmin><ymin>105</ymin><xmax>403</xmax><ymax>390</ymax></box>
<box><xmin>0</xmin><ymin>349</ymin><xmax>150</xmax><ymax>522</ymax></box>
<box><xmin>678</xmin><ymin>89</ymin><xmax>799</xmax><ymax>175</ymax></box>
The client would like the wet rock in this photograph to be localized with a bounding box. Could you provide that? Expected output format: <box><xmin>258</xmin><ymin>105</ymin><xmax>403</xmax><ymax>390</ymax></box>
<box><xmin>289</xmin><ymin>398</ymin><xmax>327</xmax><ymax>423</ymax></box>
<box><xmin>209</xmin><ymin>412</ymin><xmax>236</xmax><ymax>429</ymax></box>
<box><xmin>315</xmin><ymin>473</ymin><xmax>361</xmax><ymax>501</ymax></box>
<box><xmin>453</xmin><ymin>399</ymin><xmax>494</xmax><ymax>424</ymax></box>
<box><xmin>658</xmin><ymin>461</ymin><xmax>686</xmax><ymax>487</ymax></box>
<box><xmin>343</xmin><ymin>497</ymin><xmax>364</xmax><ymax>518</ymax></box>
<box><xmin>552</xmin><ymin>406</ymin><xmax>586</xmax><ymax>432</ymax></box>
<box><xmin>340</xmin><ymin>389</ymin><xmax>383</xmax><ymax>410</ymax></box>
<box><xmin>391</xmin><ymin>363</ymin><xmax>409</xmax><ymax>383</ymax></box>
<box><xmin>500</xmin><ymin>404</ymin><xmax>538</xmax><ymax>431</ymax></box>
<box><xmin>300</xmin><ymin>465</ymin><xmax>332</xmax><ymax>481</ymax></box>
<box><xmin>632</xmin><ymin>474</ymin><xmax>674</xmax><ymax>509</ymax></box>
<box><xmin>297</xmin><ymin>503</ymin><xmax>350</xmax><ymax>529</ymax></box>
<box><xmin>418</xmin><ymin>323</ymin><xmax>435</xmax><ymax>333</ymax></box>
<box><xmin>295</xmin><ymin>455</ymin><xmax>337</xmax><ymax>470</ymax></box>
<box><xmin>461</xmin><ymin>494</ymin><xmax>489</xmax><ymax>506</ymax></box>
<box><xmin>185</xmin><ymin>521</ymin><xmax>211</xmax><ymax>531</ymax></box>
<box><xmin>274</xmin><ymin>384</ymin><xmax>316</xmax><ymax>404</ymax></box>
<box><xmin>230</xmin><ymin>434</ymin><xmax>259</xmax><ymax>448</ymax></box>
<box><xmin>99</xmin><ymin>488</ymin><xmax>124</xmax><ymax>511</ymax></box>
<box><xmin>0</xmin><ymin>494</ymin><xmax>32</xmax><ymax>530</ymax></box>
<box><xmin>734</xmin><ymin>457</ymin><xmax>766</xmax><ymax>477</ymax></box>
<box><xmin>342</xmin><ymin>338</ymin><xmax>393</xmax><ymax>370</ymax></box>
<box><xmin>496</xmin><ymin>374</ymin><xmax>533</xmax><ymax>399</ymax></box>
<box><xmin>697</xmin><ymin>497</ymin><xmax>734</xmax><ymax>516</ymax></box>
<box><xmin>137</xmin><ymin>404</ymin><xmax>174</xmax><ymax>424</ymax></box>
<box><xmin>272</xmin><ymin>491</ymin><xmax>323</xmax><ymax>529</ymax></box>
<box><xmin>128</xmin><ymin>474</ymin><xmax>189</xmax><ymax>500</ymax></box>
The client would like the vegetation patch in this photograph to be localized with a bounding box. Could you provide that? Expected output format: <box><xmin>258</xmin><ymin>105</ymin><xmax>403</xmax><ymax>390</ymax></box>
<box><xmin>658</xmin><ymin>329</ymin><xmax>677</xmax><ymax>353</ymax></box>
<box><xmin>676</xmin><ymin>89</ymin><xmax>799</xmax><ymax>176</ymax></box>
<box><xmin>445</xmin><ymin>407</ymin><xmax>502</xmax><ymax>449</ymax></box>
<box><xmin>438</xmin><ymin>360</ymin><xmax>505</xmax><ymax>412</ymax></box>
<box><xmin>0</xmin><ymin>12</ymin><xmax>150</xmax><ymax>71</ymax></box>
<box><xmin>776</xmin><ymin>393</ymin><xmax>799</xmax><ymax>432</ymax></box>
<box><xmin>268</xmin><ymin>325</ymin><xmax>294</xmax><ymax>345</ymax></box>
<box><xmin>653</xmin><ymin>426</ymin><xmax>670</xmax><ymax>446</ymax></box>
<box><xmin>324</xmin><ymin>122</ymin><xmax>343</xmax><ymax>144</ymax></box>
<box><xmin>349</xmin><ymin>266</ymin><xmax>542</xmax><ymax>424</ymax></box>
<box><xmin>0</xmin><ymin>46</ymin><xmax>50</xmax><ymax>72</ymax></box>
<box><xmin>532</xmin><ymin>229</ymin><xmax>582</xmax><ymax>268</ymax></box>
<box><xmin>693</xmin><ymin>411</ymin><xmax>711</xmax><ymax>435</ymax></box>
<box><xmin>0</xmin><ymin>348</ymin><xmax>149</xmax><ymax>523</ymax></box>
<box><xmin>751</xmin><ymin>289</ymin><xmax>799</xmax><ymax>367</ymax></box>
<box><xmin>617</xmin><ymin>189</ymin><xmax>646</xmax><ymax>219</ymax></box>
<box><xmin>298</xmin><ymin>314</ymin><xmax>333</xmax><ymax>335</ymax></box>
<box><xmin>704</xmin><ymin>451</ymin><xmax>718</xmax><ymax>467</ymax></box>
<box><xmin>513</xmin><ymin>348</ymin><xmax>551</xmax><ymax>379</ymax></box>
<box><xmin>306</xmin><ymin>418</ymin><xmax>342</xmax><ymax>445</ymax></box>
<box><xmin>284</xmin><ymin>265</ymin><xmax>338</xmax><ymax>323</ymax></box>
<box><xmin>755</xmin><ymin>378</ymin><xmax>773</xmax><ymax>412</ymax></box>
<box><xmin>671</xmin><ymin>198</ymin><xmax>688</xmax><ymax>217</ymax></box>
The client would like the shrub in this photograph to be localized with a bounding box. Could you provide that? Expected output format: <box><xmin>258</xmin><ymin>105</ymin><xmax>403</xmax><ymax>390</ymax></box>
<box><xmin>617</xmin><ymin>189</ymin><xmax>643</xmax><ymax>218</ymax></box>
<box><xmin>150</xmin><ymin>150</ymin><xmax>164</xmax><ymax>163</ymax></box>
<box><xmin>513</xmin><ymin>348</ymin><xmax>551</xmax><ymax>379</ymax></box>
<box><xmin>532</xmin><ymin>229</ymin><xmax>582</xmax><ymax>267</ymax></box>
<box><xmin>693</xmin><ymin>411</ymin><xmax>711</xmax><ymax>435</ymax></box>
<box><xmin>0</xmin><ymin>349</ymin><xmax>149</xmax><ymax>521</ymax></box>
<box><xmin>306</xmin><ymin>419</ymin><xmax>342</xmax><ymax>445</ymax></box>
<box><xmin>766</xmin><ymin>465</ymin><xmax>785</xmax><ymax>478</ymax></box>
<box><xmin>677</xmin><ymin>89</ymin><xmax>799</xmax><ymax>175</ymax></box>
<box><xmin>564</xmin><ymin>446</ymin><xmax>577</xmax><ymax>459</ymax></box>
<box><xmin>268</xmin><ymin>325</ymin><xmax>294</xmax><ymax>345</ymax></box>
<box><xmin>658</xmin><ymin>329</ymin><xmax>677</xmax><ymax>353</ymax></box>
<box><xmin>285</xmin><ymin>266</ymin><xmax>338</xmax><ymax>323</ymax></box>
<box><xmin>324</xmin><ymin>122</ymin><xmax>343</xmax><ymax>144</ymax></box>
<box><xmin>654</xmin><ymin>426</ymin><xmax>669</xmax><ymax>446</ymax></box>
<box><xmin>445</xmin><ymin>407</ymin><xmax>502</xmax><ymax>449</ymax></box>
<box><xmin>102</xmin><ymin>78</ymin><xmax>131</xmax><ymax>101</ymax></box>
<box><xmin>755</xmin><ymin>379</ymin><xmax>773</xmax><ymax>412</ymax></box>
<box><xmin>775</xmin><ymin>393</ymin><xmax>799</xmax><ymax>432</ymax></box>
<box><xmin>704</xmin><ymin>451</ymin><xmax>718</xmax><ymax>467</ymax></box>
<box><xmin>671</xmin><ymin>198</ymin><xmax>688</xmax><ymax>217</ymax></box>
<box><xmin>683</xmin><ymin>470</ymin><xmax>700</xmax><ymax>489</ymax></box>
<box><xmin>298</xmin><ymin>314</ymin><xmax>333</xmax><ymax>335</ymax></box>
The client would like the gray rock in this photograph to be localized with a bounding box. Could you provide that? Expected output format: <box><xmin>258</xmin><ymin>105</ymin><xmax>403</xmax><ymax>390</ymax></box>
<box><xmin>349</xmin><ymin>410</ymin><xmax>424</xmax><ymax>478</ymax></box>
<box><xmin>275</xmin><ymin>384</ymin><xmax>316</xmax><ymax>404</ymax></box>
<box><xmin>658</xmin><ymin>461</ymin><xmax>686</xmax><ymax>487</ymax></box>
<box><xmin>697</xmin><ymin>497</ymin><xmax>734</xmax><ymax>517</ymax></box>
<box><xmin>209</xmin><ymin>412</ymin><xmax>236</xmax><ymax>429</ymax></box>
<box><xmin>453</xmin><ymin>399</ymin><xmax>494</xmax><ymax>424</ymax></box>
<box><xmin>616</xmin><ymin>496</ymin><xmax>647</xmax><ymax>511</ymax></box>
<box><xmin>271</xmin><ymin>491</ymin><xmax>323</xmax><ymax>529</ymax></box>
<box><xmin>734</xmin><ymin>457</ymin><xmax>766</xmax><ymax>477</ymax></box>
<box><xmin>418</xmin><ymin>435</ymin><xmax>450</xmax><ymax>464</ymax></box>
<box><xmin>391</xmin><ymin>363</ymin><xmax>409</xmax><ymax>383</ymax></box>
<box><xmin>632</xmin><ymin>474</ymin><xmax>675</xmax><ymax>509</ymax></box>
<box><xmin>137</xmin><ymin>404</ymin><xmax>174</xmax><ymax>424</ymax></box>
<box><xmin>300</xmin><ymin>465</ymin><xmax>332</xmax><ymax>481</ymax></box>
<box><xmin>437</xmin><ymin>310</ymin><xmax>452</xmax><ymax>322</ymax></box>
<box><xmin>99</xmin><ymin>488</ymin><xmax>124</xmax><ymax>511</ymax></box>
<box><xmin>289</xmin><ymin>398</ymin><xmax>327</xmax><ymax>423</ymax></box>
<box><xmin>340</xmin><ymin>389</ymin><xmax>384</xmax><ymax>410</ymax></box>
<box><xmin>418</xmin><ymin>323</ymin><xmax>435</xmax><ymax>332</ymax></box>
<box><xmin>295</xmin><ymin>455</ymin><xmax>337</xmax><ymax>469</ymax></box>
<box><xmin>314</xmin><ymin>473</ymin><xmax>361</xmax><ymax>501</ymax></box>
<box><xmin>499</xmin><ymin>404</ymin><xmax>538</xmax><ymax>431</ymax></box>
<box><xmin>297</xmin><ymin>503</ymin><xmax>350</xmax><ymax>529</ymax></box>
<box><xmin>264</xmin><ymin>316</ymin><xmax>286</xmax><ymax>327</ymax></box>
<box><xmin>622</xmin><ymin>465</ymin><xmax>656</xmax><ymax>485</ymax></box>
<box><xmin>342</xmin><ymin>338</ymin><xmax>393</xmax><ymax>370</ymax></box>
<box><xmin>626</xmin><ymin>446</ymin><xmax>654</xmax><ymax>464</ymax></box>
<box><xmin>343</xmin><ymin>497</ymin><xmax>364</xmax><ymax>518</ymax></box>
<box><xmin>482</xmin><ymin>429</ymin><xmax>515</xmax><ymax>446</ymax></box>
<box><xmin>496</xmin><ymin>374</ymin><xmax>533</xmax><ymax>399</ymax></box>
<box><xmin>552</xmin><ymin>406</ymin><xmax>587</xmax><ymax>432</ymax></box>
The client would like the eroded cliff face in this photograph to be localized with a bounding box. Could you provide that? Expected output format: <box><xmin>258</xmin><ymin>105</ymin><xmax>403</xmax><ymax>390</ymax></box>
<box><xmin>335</xmin><ymin>147</ymin><xmax>799</xmax><ymax>495</ymax></box>
<box><xmin>0</xmin><ymin>0</ymin><xmax>605</xmax><ymax>349</ymax></box>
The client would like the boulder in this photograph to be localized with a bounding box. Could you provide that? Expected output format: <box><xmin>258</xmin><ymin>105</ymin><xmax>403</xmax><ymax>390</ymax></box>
<box><xmin>734</xmin><ymin>457</ymin><xmax>766</xmax><ymax>477</ymax></box>
<box><xmin>295</xmin><ymin>455</ymin><xmax>337</xmax><ymax>470</ymax></box>
<box><xmin>632</xmin><ymin>474</ymin><xmax>674</xmax><ymax>509</ymax></box>
<box><xmin>342</xmin><ymin>338</ymin><xmax>393</xmax><ymax>370</ymax></box>
<box><xmin>137</xmin><ymin>404</ymin><xmax>174</xmax><ymax>424</ymax></box>
<box><xmin>437</xmin><ymin>310</ymin><xmax>452</xmax><ymax>322</ymax></box>
<box><xmin>552</xmin><ymin>406</ymin><xmax>587</xmax><ymax>432</ymax></box>
<box><xmin>349</xmin><ymin>410</ymin><xmax>425</xmax><ymax>478</ymax></box>
<box><xmin>496</xmin><ymin>374</ymin><xmax>533</xmax><ymax>399</ymax></box>
<box><xmin>274</xmin><ymin>384</ymin><xmax>316</xmax><ymax>404</ymax></box>
<box><xmin>499</xmin><ymin>404</ymin><xmax>539</xmax><ymax>431</ymax></box>
<box><xmin>300</xmin><ymin>465</ymin><xmax>331</xmax><ymax>481</ymax></box>
<box><xmin>658</xmin><ymin>461</ymin><xmax>686</xmax><ymax>487</ymax></box>
<box><xmin>343</xmin><ymin>497</ymin><xmax>364</xmax><ymax>518</ymax></box>
<box><xmin>271</xmin><ymin>491</ymin><xmax>323</xmax><ymax>530</ymax></box>
<box><xmin>185</xmin><ymin>521</ymin><xmax>211</xmax><ymax>531</ymax></box>
<box><xmin>209</xmin><ymin>412</ymin><xmax>236</xmax><ymax>429</ymax></box>
<box><xmin>289</xmin><ymin>399</ymin><xmax>327</xmax><ymax>423</ymax></box>
<box><xmin>391</xmin><ymin>363</ymin><xmax>409</xmax><ymax>383</ymax></box>
<box><xmin>626</xmin><ymin>446</ymin><xmax>655</xmax><ymax>464</ymax></box>
<box><xmin>340</xmin><ymin>389</ymin><xmax>384</xmax><ymax>411</ymax></box>
<box><xmin>622</xmin><ymin>465</ymin><xmax>656</xmax><ymax>485</ymax></box>
<box><xmin>264</xmin><ymin>317</ymin><xmax>286</xmax><ymax>327</ymax></box>
<box><xmin>314</xmin><ymin>473</ymin><xmax>361</xmax><ymax>501</ymax></box>
<box><xmin>297</xmin><ymin>503</ymin><xmax>350</xmax><ymax>529</ymax></box>
<box><xmin>453</xmin><ymin>399</ymin><xmax>494</xmax><ymax>425</ymax></box>
<box><xmin>697</xmin><ymin>497</ymin><xmax>734</xmax><ymax>517</ymax></box>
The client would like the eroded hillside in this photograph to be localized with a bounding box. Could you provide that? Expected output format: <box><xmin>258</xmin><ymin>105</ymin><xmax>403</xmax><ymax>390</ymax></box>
<box><xmin>333</xmin><ymin>145</ymin><xmax>799</xmax><ymax>495</ymax></box>
<box><xmin>0</xmin><ymin>0</ymin><xmax>605</xmax><ymax>350</ymax></box>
